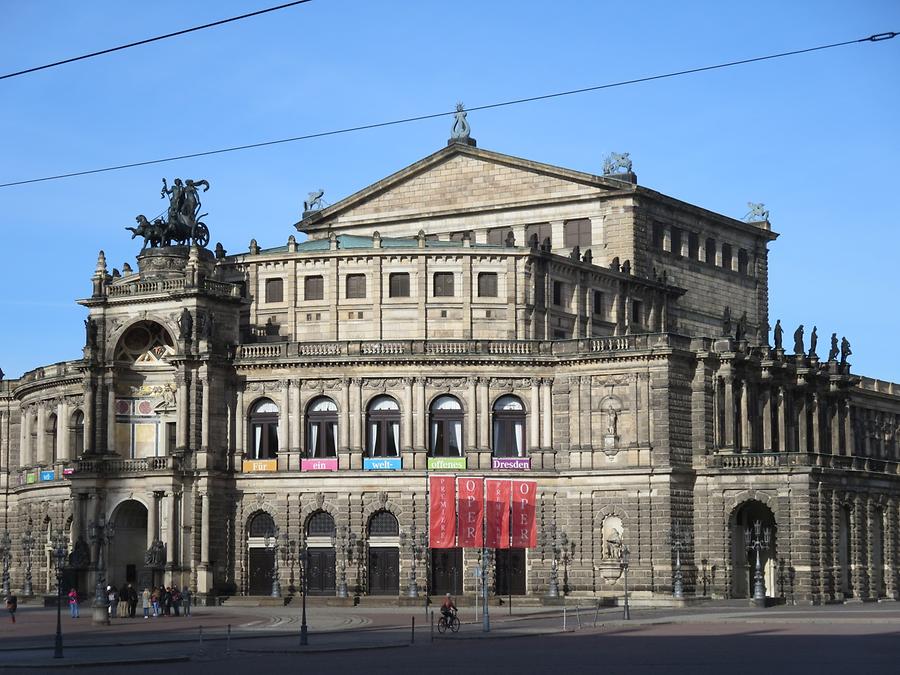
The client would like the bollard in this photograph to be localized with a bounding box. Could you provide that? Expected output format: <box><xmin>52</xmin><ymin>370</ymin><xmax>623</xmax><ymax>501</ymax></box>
<box><xmin>411</xmin><ymin>616</ymin><xmax>415</xmax><ymax>644</ymax></box>
<box><xmin>563</xmin><ymin>604</ymin><xmax>567</xmax><ymax>632</ymax></box>
<box><xmin>575</xmin><ymin>603</ymin><xmax>582</xmax><ymax>630</ymax></box>
<box><xmin>593</xmin><ymin>601</ymin><xmax>601</xmax><ymax>627</ymax></box>
<box><xmin>199</xmin><ymin>625</ymin><xmax>203</xmax><ymax>646</ymax></box>
<box><xmin>430</xmin><ymin>610</ymin><xmax>435</xmax><ymax>643</ymax></box>
<box><xmin>226</xmin><ymin>624</ymin><xmax>231</xmax><ymax>655</ymax></box>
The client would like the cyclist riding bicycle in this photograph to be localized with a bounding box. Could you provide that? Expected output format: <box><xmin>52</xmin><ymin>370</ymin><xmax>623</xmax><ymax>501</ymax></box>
<box><xmin>440</xmin><ymin>593</ymin><xmax>457</xmax><ymax>619</ymax></box>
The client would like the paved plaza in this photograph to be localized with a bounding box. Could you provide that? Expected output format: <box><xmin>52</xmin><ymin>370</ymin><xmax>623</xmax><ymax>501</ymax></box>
<box><xmin>1</xmin><ymin>601</ymin><xmax>899</xmax><ymax>672</ymax></box>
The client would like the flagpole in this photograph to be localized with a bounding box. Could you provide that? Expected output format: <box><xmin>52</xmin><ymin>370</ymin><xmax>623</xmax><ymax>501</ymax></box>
<box><xmin>482</xmin><ymin>477</ymin><xmax>490</xmax><ymax>633</ymax></box>
<box><xmin>508</xmin><ymin>497</ymin><xmax>513</xmax><ymax>615</ymax></box>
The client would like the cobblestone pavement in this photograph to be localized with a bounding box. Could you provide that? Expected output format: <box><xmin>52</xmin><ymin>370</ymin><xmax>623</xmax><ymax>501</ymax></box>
<box><xmin>1</xmin><ymin>601</ymin><xmax>899</xmax><ymax>672</ymax></box>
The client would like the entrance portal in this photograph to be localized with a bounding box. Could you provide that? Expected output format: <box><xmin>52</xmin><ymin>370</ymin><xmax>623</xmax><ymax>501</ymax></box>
<box><xmin>495</xmin><ymin>548</ymin><xmax>526</xmax><ymax>595</ymax></box>
<box><xmin>730</xmin><ymin>500</ymin><xmax>777</xmax><ymax>599</ymax></box>
<box><xmin>431</xmin><ymin>548</ymin><xmax>462</xmax><ymax>596</ymax></box>
<box><xmin>366</xmin><ymin>510</ymin><xmax>400</xmax><ymax>595</ymax></box>
<box><xmin>109</xmin><ymin>500</ymin><xmax>148</xmax><ymax>589</ymax></box>
<box><xmin>247</xmin><ymin>512</ymin><xmax>275</xmax><ymax>596</ymax></box>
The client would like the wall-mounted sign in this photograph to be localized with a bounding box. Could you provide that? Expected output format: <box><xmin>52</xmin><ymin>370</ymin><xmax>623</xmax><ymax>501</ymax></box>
<box><xmin>39</xmin><ymin>470</ymin><xmax>56</xmax><ymax>481</ymax></box>
<box><xmin>427</xmin><ymin>457</ymin><xmax>467</xmax><ymax>471</ymax></box>
<box><xmin>301</xmin><ymin>458</ymin><xmax>338</xmax><ymax>472</ymax></box>
<box><xmin>63</xmin><ymin>468</ymin><xmax>75</xmax><ymax>477</ymax></box>
<box><xmin>363</xmin><ymin>457</ymin><xmax>402</xmax><ymax>471</ymax></box>
<box><xmin>26</xmin><ymin>473</ymin><xmax>37</xmax><ymax>484</ymax></box>
<box><xmin>242</xmin><ymin>459</ymin><xmax>277</xmax><ymax>473</ymax></box>
<box><xmin>492</xmin><ymin>457</ymin><xmax>531</xmax><ymax>470</ymax></box>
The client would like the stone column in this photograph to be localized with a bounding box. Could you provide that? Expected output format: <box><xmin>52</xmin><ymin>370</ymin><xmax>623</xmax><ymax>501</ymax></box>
<box><xmin>797</xmin><ymin>391</ymin><xmax>808</xmax><ymax>454</ymax></box>
<box><xmin>831</xmin><ymin>491</ymin><xmax>843</xmax><ymax>600</ymax></box>
<box><xmin>530</xmin><ymin>379</ymin><xmax>541</xmax><ymax>454</ymax></box>
<box><xmin>540</xmin><ymin>378</ymin><xmax>552</xmax><ymax>450</ymax></box>
<box><xmin>200</xmin><ymin>376</ymin><xmax>210</xmax><ymax>452</ymax></box>
<box><xmin>811</xmin><ymin>394</ymin><xmax>821</xmax><ymax>454</ymax></box>
<box><xmin>83</xmin><ymin>377</ymin><xmax>94</xmax><ymax>454</ymax></box>
<box><xmin>722</xmin><ymin>373</ymin><xmax>735</xmax><ymax>450</ymax></box>
<box><xmin>885</xmin><ymin>498</ymin><xmax>899</xmax><ymax>600</ymax></box>
<box><xmin>290</xmin><ymin>380</ymin><xmax>301</xmax><ymax>454</ymax></box>
<box><xmin>278</xmin><ymin>381</ymin><xmax>290</xmax><ymax>471</ymax></box>
<box><xmin>477</xmin><ymin>377</ymin><xmax>490</xmax><ymax>452</ymax></box>
<box><xmin>351</xmin><ymin>378</ymin><xmax>363</xmax><ymax>463</ymax></box>
<box><xmin>165</xmin><ymin>492</ymin><xmax>179</xmax><ymax>585</ymax></box>
<box><xmin>401</xmin><ymin>378</ymin><xmax>414</xmax><ymax>468</ymax></box>
<box><xmin>568</xmin><ymin>376</ymin><xmax>581</xmax><ymax>468</ymax></box>
<box><xmin>465</xmin><ymin>376</ymin><xmax>477</xmax><ymax>457</ymax></box>
<box><xmin>106</xmin><ymin>374</ymin><xmax>117</xmax><ymax>454</ymax></box>
<box><xmin>57</xmin><ymin>399</ymin><xmax>69</xmax><ymax>462</ymax></box>
<box><xmin>850</xmin><ymin>496</ymin><xmax>868</xmax><ymax>599</ymax></box>
<box><xmin>415</xmin><ymin>377</ymin><xmax>426</xmax><ymax>452</ymax></box>
<box><xmin>777</xmin><ymin>387</ymin><xmax>788</xmax><ymax>452</ymax></box>
<box><xmin>176</xmin><ymin>371</ymin><xmax>189</xmax><ymax>452</ymax></box>
<box><xmin>865</xmin><ymin>497</ymin><xmax>878</xmax><ymax>600</ymax></box>
<box><xmin>21</xmin><ymin>409</ymin><xmax>31</xmax><ymax>467</ymax></box>
<box><xmin>761</xmin><ymin>388</ymin><xmax>773</xmax><ymax>452</ymax></box>
<box><xmin>197</xmin><ymin>492</ymin><xmax>211</xmax><ymax>593</ymax></box>
<box><xmin>739</xmin><ymin>380</ymin><xmax>750</xmax><ymax>452</ymax></box>
<box><xmin>235</xmin><ymin>388</ymin><xmax>245</xmax><ymax>461</ymax></box>
<box><xmin>830</xmin><ymin>399</ymin><xmax>841</xmax><ymax>455</ymax></box>
<box><xmin>148</xmin><ymin>491</ymin><xmax>162</xmax><ymax>548</ymax></box>
<box><xmin>36</xmin><ymin>405</ymin><xmax>47</xmax><ymax>465</ymax></box>
<box><xmin>339</xmin><ymin>378</ymin><xmax>350</xmax><ymax>454</ymax></box>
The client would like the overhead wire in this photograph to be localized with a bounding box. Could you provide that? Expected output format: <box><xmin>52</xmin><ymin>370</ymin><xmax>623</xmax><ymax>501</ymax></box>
<box><xmin>0</xmin><ymin>31</ymin><xmax>895</xmax><ymax>189</ymax></box>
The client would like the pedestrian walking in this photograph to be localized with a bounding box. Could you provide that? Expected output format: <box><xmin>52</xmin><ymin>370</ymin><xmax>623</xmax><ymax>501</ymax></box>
<box><xmin>127</xmin><ymin>584</ymin><xmax>138</xmax><ymax>618</ymax></box>
<box><xmin>163</xmin><ymin>586</ymin><xmax>172</xmax><ymax>616</ymax></box>
<box><xmin>67</xmin><ymin>588</ymin><xmax>79</xmax><ymax>618</ymax></box>
<box><xmin>118</xmin><ymin>583</ymin><xmax>129</xmax><ymax>618</ymax></box>
<box><xmin>172</xmin><ymin>586</ymin><xmax>182</xmax><ymax>617</ymax></box>
<box><xmin>107</xmin><ymin>586</ymin><xmax>117</xmax><ymax>618</ymax></box>
<box><xmin>5</xmin><ymin>594</ymin><xmax>17</xmax><ymax>623</ymax></box>
<box><xmin>151</xmin><ymin>588</ymin><xmax>160</xmax><ymax>617</ymax></box>
<box><xmin>142</xmin><ymin>588</ymin><xmax>151</xmax><ymax>619</ymax></box>
<box><xmin>182</xmin><ymin>586</ymin><xmax>192</xmax><ymax>617</ymax></box>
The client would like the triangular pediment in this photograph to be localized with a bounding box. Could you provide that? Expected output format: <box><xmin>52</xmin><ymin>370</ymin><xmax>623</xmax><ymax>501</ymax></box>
<box><xmin>297</xmin><ymin>144</ymin><xmax>633</xmax><ymax>232</ymax></box>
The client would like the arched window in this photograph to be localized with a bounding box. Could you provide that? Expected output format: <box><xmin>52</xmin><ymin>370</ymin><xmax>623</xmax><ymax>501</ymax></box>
<box><xmin>249</xmin><ymin>399</ymin><xmax>279</xmax><ymax>460</ymax></box>
<box><xmin>114</xmin><ymin>321</ymin><xmax>175</xmax><ymax>364</ymax></box>
<box><xmin>248</xmin><ymin>512</ymin><xmax>276</xmax><ymax>538</ymax></box>
<box><xmin>492</xmin><ymin>395</ymin><xmax>526</xmax><ymax>458</ymax></box>
<box><xmin>366</xmin><ymin>396</ymin><xmax>400</xmax><ymax>458</ymax></box>
<box><xmin>306</xmin><ymin>511</ymin><xmax>336</xmax><ymax>538</ymax></box>
<box><xmin>46</xmin><ymin>413</ymin><xmax>58</xmax><ymax>463</ymax></box>
<box><xmin>429</xmin><ymin>395</ymin><xmax>463</xmax><ymax>457</ymax></box>
<box><xmin>368</xmin><ymin>510</ymin><xmax>399</xmax><ymax>537</ymax></box>
<box><xmin>70</xmin><ymin>410</ymin><xmax>84</xmax><ymax>457</ymax></box>
<box><xmin>306</xmin><ymin>397</ymin><xmax>337</xmax><ymax>458</ymax></box>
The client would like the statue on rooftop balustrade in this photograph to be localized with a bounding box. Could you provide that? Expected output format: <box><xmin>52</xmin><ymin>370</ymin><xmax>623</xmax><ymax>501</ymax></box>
<box><xmin>744</xmin><ymin>202</ymin><xmax>769</xmax><ymax>222</ymax></box>
<box><xmin>809</xmin><ymin>326</ymin><xmax>818</xmax><ymax>357</ymax></box>
<box><xmin>450</xmin><ymin>102</ymin><xmax>471</xmax><ymax>141</ymax></box>
<box><xmin>840</xmin><ymin>337</ymin><xmax>852</xmax><ymax>366</ymax></box>
<box><xmin>793</xmin><ymin>324</ymin><xmax>804</xmax><ymax>355</ymax></box>
<box><xmin>773</xmin><ymin>319</ymin><xmax>783</xmax><ymax>350</ymax></box>
<box><xmin>126</xmin><ymin>178</ymin><xmax>211</xmax><ymax>249</ymax></box>
<box><xmin>603</xmin><ymin>152</ymin><xmax>632</xmax><ymax>175</ymax></box>
<box><xmin>828</xmin><ymin>333</ymin><xmax>839</xmax><ymax>362</ymax></box>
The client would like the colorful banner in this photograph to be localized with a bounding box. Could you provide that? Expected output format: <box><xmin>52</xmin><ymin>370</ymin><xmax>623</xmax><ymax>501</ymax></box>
<box><xmin>429</xmin><ymin>475</ymin><xmax>457</xmax><ymax>548</ymax></box>
<box><xmin>62</xmin><ymin>467</ymin><xmax>75</xmax><ymax>477</ymax></box>
<box><xmin>363</xmin><ymin>457</ymin><xmax>402</xmax><ymax>471</ymax></box>
<box><xmin>457</xmin><ymin>477</ymin><xmax>484</xmax><ymax>548</ymax></box>
<box><xmin>39</xmin><ymin>470</ymin><xmax>56</xmax><ymax>482</ymax></box>
<box><xmin>511</xmin><ymin>480</ymin><xmax>538</xmax><ymax>548</ymax></box>
<box><xmin>427</xmin><ymin>457</ymin><xmax>466</xmax><ymax>471</ymax></box>
<box><xmin>492</xmin><ymin>457</ymin><xmax>531</xmax><ymax>470</ymax></box>
<box><xmin>301</xmin><ymin>458</ymin><xmax>338</xmax><ymax>471</ymax></box>
<box><xmin>242</xmin><ymin>459</ymin><xmax>277</xmax><ymax>473</ymax></box>
<box><xmin>26</xmin><ymin>472</ymin><xmax>37</xmax><ymax>484</ymax></box>
<box><xmin>485</xmin><ymin>479</ymin><xmax>511</xmax><ymax>549</ymax></box>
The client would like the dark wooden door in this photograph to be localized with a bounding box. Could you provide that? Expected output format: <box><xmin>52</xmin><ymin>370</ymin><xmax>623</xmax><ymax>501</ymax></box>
<box><xmin>430</xmin><ymin>548</ymin><xmax>462</xmax><ymax>596</ymax></box>
<box><xmin>368</xmin><ymin>547</ymin><xmax>399</xmax><ymax>595</ymax></box>
<box><xmin>495</xmin><ymin>548</ymin><xmax>526</xmax><ymax>595</ymax></box>
<box><xmin>248</xmin><ymin>549</ymin><xmax>274</xmax><ymax>596</ymax></box>
<box><xmin>307</xmin><ymin>548</ymin><xmax>336</xmax><ymax>595</ymax></box>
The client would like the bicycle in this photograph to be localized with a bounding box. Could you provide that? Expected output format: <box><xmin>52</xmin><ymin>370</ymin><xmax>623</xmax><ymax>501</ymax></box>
<box><xmin>437</xmin><ymin>609</ymin><xmax>460</xmax><ymax>634</ymax></box>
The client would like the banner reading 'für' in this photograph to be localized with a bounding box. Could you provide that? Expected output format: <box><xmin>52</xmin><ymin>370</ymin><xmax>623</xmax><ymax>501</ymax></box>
<box><xmin>457</xmin><ymin>477</ymin><xmax>484</xmax><ymax>548</ymax></box>
<box><xmin>429</xmin><ymin>475</ymin><xmax>456</xmax><ymax>548</ymax></box>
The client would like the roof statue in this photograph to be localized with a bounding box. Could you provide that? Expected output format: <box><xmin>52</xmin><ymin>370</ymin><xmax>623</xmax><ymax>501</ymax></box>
<box><xmin>126</xmin><ymin>178</ymin><xmax>211</xmax><ymax>249</ymax></box>
<box><xmin>449</xmin><ymin>102</ymin><xmax>476</xmax><ymax>146</ymax></box>
<box><xmin>603</xmin><ymin>152</ymin><xmax>632</xmax><ymax>175</ymax></box>
<box><xmin>793</xmin><ymin>324</ymin><xmax>804</xmax><ymax>355</ymax></box>
<box><xmin>304</xmin><ymin>189</ymin><xmax>325</xmax><ymax>215</ymax></box>
<box><xmin>828</xmin><ymin>333</ymin><xmax>839</xmax><ymax>362</ymax></box>
<box><xmin>840</xmin><ymin>337</ymin><xmax>852</xmax><ymax>366</ymax></box>
<box><xmin>744</xmin><ymin>202</ymin><xmax>769</xmax><ymax>223</ymax></box>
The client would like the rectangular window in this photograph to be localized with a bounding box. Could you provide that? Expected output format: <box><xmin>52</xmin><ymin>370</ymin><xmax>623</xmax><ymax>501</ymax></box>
<box><xmin>487</xmin><ymin>227</ymin><xmax>513</xmax><ymax>246</ymax></box>
<box><xmin>688</xmin><ymin>232</ymin><xmax>700</xmax><ymax>259</ymax></box>
<box><xmin>265</xmin><ymin>278</ymin><xmax>284</xmax><ymax>303</ymax></box>
<box><xmin>721</xmin><ymin>243</ymin><xmax>733</xmax><ymax>271</ymax></box>
<box><xmin>670</xmin><ymin>227</ymin><xmax>682</xmax><ymax>256</ymax></box>
<box><xmin>449</xmin><ymin>230</ymin><xmax>473</xmax><ymax>242</ymax></box>
<box><xmin>525</xmin><ymin>222</ymin><xmax>552</xmax><ymax>249</ymax></box>
<box><xmin>593</xmin><ymin>290</ymin><xmax>604</xmax><ymax>316</ymax></box>
<box><xmin>553</xmin><ymin>329</ymin><xmax>567</xmax><ymax>339</ymax></box>
<box><xmin>738</xmin><ymin>249</ymin><xmax>749</xmax><ymax>275</ymax></box>
<box><xmin>553</xmin><ymin>280</ymin><xmax>563</xmax><ymax>307</ymax></box>
<box><xmin>433</xmin><ymin>272</ymin><xmax>455</xmax><ymax>297</ymax></box>
<box><xmin>477</xmin><ymin>272</ymin><xmax>498</xmax><ymax>298</ymax></box>
<box><xmin>632</xmin><ymin>299</ymin><xmax>643</xmax><ymax>325</ymax></box>
<box><xmin>705</xmin><ymin>238</ymin><xmax>717</xmax><ymax>265</ymax></box>
<box><xmin>304</xmin><ymin>275</ymin><xmax>324</xmax><ymax>301</ymax></box>
<box><xmin>346</xmin><ymin>273</ymin><xmax>366</xmax><ymax>299</ymax></box>
<box><xmin>389</xmin><ymin>272</ymin><xmax>410</xmax><ymax>298</ymax></box>
<box><xmin>563</xmin><ymin>218</ymin><xmax>592</xmax><ymax>248</ymax></box>
<box><xmin>166</xmin><ymin>422</ymin><xmax>176</xmax><ymax>454</ymax></box>
<box><xmin>652</xmin><ymin>223</ymin><xmax>665</xmax><ymax>250</ymax></box>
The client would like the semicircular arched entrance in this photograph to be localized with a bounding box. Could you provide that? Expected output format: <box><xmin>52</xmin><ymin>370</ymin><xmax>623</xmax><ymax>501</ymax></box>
<box><xmin>109</xmin><ymin>500</ymin><xmax>149</xmax><ymax>589</ymax></box>
<box><xmin>729</xmin><ymin>499</ymin><xmax>778</xmax><ymax>599</ymax></box>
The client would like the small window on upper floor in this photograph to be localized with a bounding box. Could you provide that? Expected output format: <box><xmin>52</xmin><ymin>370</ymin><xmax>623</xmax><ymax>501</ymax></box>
<box><xmin>346</xmin><ymin>274</ymin><xmax>366</xmax><ymax>299</ymax></box>
<box><xmin>433</xmin><ymin>272</ymin><xmax>455</xmax><ymax>297</ymax></box>
<box><xmin>738</xmin><ymin>249</ymin><xmax>749</xmax><ymax>275</ymax></box>
<box><xmin>449</xmin><ymin>230</ymin><xmax>473</xmax><ymax>243</ymax></box>
<box><xmin>593</xmin><ymin>290</ymin><xmax>604</xmax><ymax>316</ymax></box>
<box><xmin>304</xmin><ymin>275</ymin><xmax>324</xmax><ymax>301</ymax></box>
<box><xmin>552</xmin><ymin>280</ymin><xmax>570</xmax><ymax>308</ymax></box>
<box><xmin>632</xmin><ymin>299</ymin><xmax>643</xmax><ymax>325</ymax></box>
<box><xmin>705</xmin><ymin>238</ymin><xmax>717</xmax><ymax>265</ymax></box>
<box><xmin>563</xmin><ymin>218</ymin><xmax>591</xmax><ymax>248</ymax></box>
<box><xmin>265</xmin><ymin>278</ymin><xmax>284</xmax><ymax>303</ymax></box>
<box><xmin>477</xmin><ymin>272</ymin><xmax>498</xmax><ymax>298</ymax></box>
<box><xmin>652</xmin><ymin>223</ymin><xmax>666</xmax><ymax>250</ymax></box>
<box><xmin>688</xmin><ymin>232</ymin><xmax>700</xmax><ymax>260</ymax></box>
<box><xmin>486</xmin><ymin>227</ymin><xmax>513</xmax><ymax>246</ymax></box>
<box><xmin>525</xmin><ymin>222</ymin><xmax>552</xmax><ymax>248</ymax></box>
<box><xmin>389</xmin><ymin>272</ymin><xmax>410</xmax><ymax>298</ymax></box>
<box><xmin>721</xmin><ymin>243</ymin><xmax>733</xmax><ymax>271</ymax></box>
<box><xmin>670</xmin><ymin>227</ymin><xmax>682</xmax><ymax>256</ymax></box>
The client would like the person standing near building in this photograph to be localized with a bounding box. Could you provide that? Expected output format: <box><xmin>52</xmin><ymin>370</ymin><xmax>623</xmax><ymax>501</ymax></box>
<box><xmin>107</xmin><ymin>586</ymin><xmax>117</xmax><ymax>618</ymax></box>
<box><xmin>127</xmin><ymin>584</ymin><xmax>138</xmax><ymax>618</ymax></box>
<box><xmin>182</xmin><ymin>586</ymin><xmax>192</xmax><ymax>617</ymax></box>
<box><xmin>5</xmin><ymin>594</ymin><xmax>17</xmax><ymax>623</ymax></box>
<box><xmin>117</xmin><ymin>583</ymin><xmax>129</xmax><ymax>619</ymax></box>
<box><xmin>67</xmin><ymin>588</ymin><xmax>79</xmax><ymax>618</ymax></box>
<box><xmin>142</xmin><ymin>588</ymin><xmax>151</xmax><ymax>619</ymax></box>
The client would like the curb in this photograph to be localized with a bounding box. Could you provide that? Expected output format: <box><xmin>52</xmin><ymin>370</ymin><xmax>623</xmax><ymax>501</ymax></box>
<box><xmin>0</xmin><ymin>655</ymin><xmax>191</xmax><ymax>670</ymax></box>
<box><xmin>238</xmin><ymin>641</ymin><xmax>411</xmax><ymax>654</ymax></box>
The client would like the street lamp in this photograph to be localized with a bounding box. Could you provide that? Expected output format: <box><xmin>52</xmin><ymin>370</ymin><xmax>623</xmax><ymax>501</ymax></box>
<box><xmin>280</xmin><ymin>532</ymin><xmax>296</xmax><ymax>594</ymax></box>
<box><xmin>334</xmin><ymin>526</ymin><xmax>355</xmax><ymax>598</ymax></box>
<box><xmin>299</xmin><ymin>539</ymin><xmax>309</xmax><ymax>646</ymax></box>
<box><xmin>744</xmin><ymin>520</ymin><xmax>771</xmax><ymax>606</ymax></box>
<box><xmin>621</xmin><ymin>545</ymin><xmax>631</xmax><ymax>620</ymax></box>
<box><xmin>51</xmin><ymin>531</ymin><xmax>69</xmax><ymax>659</ymax></box>
<box><xmin>0</xmin><ymin>530</ymin><xmax>11</xmax><ymax>596</ymax></box>
<box><xmin>399</xmin><ymin>522</ymin><xmax>427</xmax><ymax>598</ymax></box>
<box><xmin>21</xmin><ymin>528</ymin><xmax>35</xmax><ymax>596</ymax></box>
<box><xmin>265</xmin><ymin>527</ymin><xmax>282</xmax><ymax>598</ymax></box>
<box><xmin>88</xmin><ymin>513</ymin><xmax>115</xmax><ymax>625</ymax></box>
<box><xmin>666</xmin><ymin>520</ymin><xmax>693</xmax><ymax>600</ymax></box>
<box><xmin>540</xmin><ymin>519</ymin><xmax>567</xmax><ymax>598</ymax></box>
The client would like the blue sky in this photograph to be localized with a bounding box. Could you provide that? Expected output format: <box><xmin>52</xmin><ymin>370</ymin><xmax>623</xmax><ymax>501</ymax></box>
<box><xmin>1</xmin><ymin>0</ymin><xmax>898</xmax><ymax>380</ymax></box>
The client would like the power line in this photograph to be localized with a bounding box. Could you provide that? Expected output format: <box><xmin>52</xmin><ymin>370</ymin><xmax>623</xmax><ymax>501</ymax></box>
<box><xmin>0</xmin><ymin>0</ymin><xmax>314</xmax><ymax>81</ymax></box>
<box><xmin>1</xmin><ymin>31</ymin><xmax>895</xmax><ymax>189</ymax></box>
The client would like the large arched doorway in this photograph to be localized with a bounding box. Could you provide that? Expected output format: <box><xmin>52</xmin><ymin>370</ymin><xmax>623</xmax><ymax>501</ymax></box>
<box><xmin>367</xmin><ymin>511</ymin><xmax>400</xmax><ymax>595</ymax></box>
<box><xmin>305</xmin><ymin>511</ymin><xmax>336</xmax><ymax>595</ymax></box>
<box><xmin>109</xmin><ymin>500</ymin><xmax>149</xmax><ymax>588</ymax></box>
<box><xmin>730</xmin><ymin>500</ymin><xmax>777</xmax><ymax>599</ymax></box>
<box><xmin>247</xmin><ymin>512</ymin><xmax>276</xmax><ymax>596</ymax></box>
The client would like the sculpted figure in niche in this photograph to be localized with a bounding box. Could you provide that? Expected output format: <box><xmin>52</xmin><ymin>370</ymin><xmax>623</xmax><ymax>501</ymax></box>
<box><xmin>607</xmin><ymin>409</ymin><xmax>618</xmax><ymax>437</ymax></box>
<box><xmin>178</xmin><ymin>308</ymin><xmax>193</xmax><ymax>341</ymax></box>
<box><xmin>601</xmin><ymin>515</ymin><xmax>625</xmax><ymax>561</ymax></box>
<box><xmin>144</xmin><ymin>540</ymin><xmax>166</xmax><ymax>569</ymax></box>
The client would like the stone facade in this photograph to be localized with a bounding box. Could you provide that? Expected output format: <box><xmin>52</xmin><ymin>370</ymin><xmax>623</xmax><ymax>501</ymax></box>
<box><xmin>1</xmin><ymin>141</ymin><xmax>897</xmax><ymax>605</ymax></box>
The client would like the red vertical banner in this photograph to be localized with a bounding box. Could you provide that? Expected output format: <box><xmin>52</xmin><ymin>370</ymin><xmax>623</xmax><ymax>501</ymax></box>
<box><xmin>457</xmin><ymin>477</ymin><xmax>484</xmax><ymax>548</ymax></box>
<box><xmin>511</xmin><ymin>480</ymin><xmax>538</xmax><ymax>548</ymax></box>
<box><xmin>485</xmin><ymin>479</ymin><xmax>511</xmax><ymax>549</ymax></box>
<box><xmin>429</xmin><ymin>475</ymin><xmax>457</xmax><ymax>548</ymax></box>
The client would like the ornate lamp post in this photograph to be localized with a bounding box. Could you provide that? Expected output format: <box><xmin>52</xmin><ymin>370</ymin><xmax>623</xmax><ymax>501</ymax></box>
<box><xmin>540</xmin><ymin>519</ymin><xmax>567</xmax><ymax>598</ymax></box>
<box><xmin>334</xmin><ymin>526</ymin><xmax>355</xmax><ymax>598</ymax></box>
<box><xmin>299</xmin><ymin>539</ymin><xmax>309</xmax><ymax>646</ymax></box>
<box><xmin>21</xmin><ymin>528</ymin><xmax>35</xmax><ymax>596</ymax></box>
<box><xmin>0</xmin><ymin>530</ymin><xmax>12</xmax><ymax>596</ymax></box>
<box><xmin>51</xmin><ymin>531</ymin><xmax>69</xmax><ymax>659</ymax></box>
<box><xmin>666</xmin><ymin>519</ymin><xmax>693</xmax><ymax>600</ymax></box>
<box><xmin>621</xmin><ymin>545</ymin><xmax>631</xmax><ymax>620</ymax></box>
<box><xmin>88</xmin><ymin>513</ymin><xmax>115</xmax><ymax>625</ymax></box>
<box><xmin>265</xmin><ymin>527</ymin><xmax>282</xmax><ymax>598</ymax></box>
<box><xmin>399</xmin><ymin>522</ymin><xmax>427</xmax><ymax>598</ymax></box>
<box><xmin>280</xmin><ymin>532</ymin><xmax>296</xmax><ymax>594</ymax></box>
<box><xmin>745</xmin><ymin>520</ymin><xmax>771</xmax><ymax>606</ymax></box>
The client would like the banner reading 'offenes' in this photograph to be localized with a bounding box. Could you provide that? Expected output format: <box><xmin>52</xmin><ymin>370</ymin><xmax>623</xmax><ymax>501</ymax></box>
<box><xmin>429</xmin><ymin>475</ymin><xmax>456</xmax><ymax>548</ymax></box>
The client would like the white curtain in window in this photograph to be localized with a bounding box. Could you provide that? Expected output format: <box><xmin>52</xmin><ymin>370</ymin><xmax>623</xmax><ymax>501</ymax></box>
<box><xmin>493</xmin><ymin>421</ymin><xmax>502</xmax><ymax>456</ymax></box>
<box><xmin>331</xmin><ymin>423</ymin><xmax>338</xmax><ymax>454</ymax></box>
<box><xmin>309</xmin><ymin>423</ymin><xmax>318</xmax><ymax>458</ymax></box>
<box><xmin>514</xmin><ymin>422</ymin><xmax>524</xmax><ymax>457</ymax></box>
<box><xmin>452</xmin><ymin>421</ymin><xmax>462</xmax><ymax>456</ymax></box>
<box><xmin>369</xmin><ymin>422</ymin><xmax>378</xmax><ymax>456</ymax></box>
<box><xmin>431</xmin><ymin>421</ymin><xmax>439</xmax><ymax>453</ymax></box>
<box><xmin>391</xmin><ymin>421</ymin><xmax>400</xmax><ymax>456</ymax></box>
<box><xmin>254</xmin><ymin>426</ymin><xmax>262</xmax><ymax>459</ymax></box>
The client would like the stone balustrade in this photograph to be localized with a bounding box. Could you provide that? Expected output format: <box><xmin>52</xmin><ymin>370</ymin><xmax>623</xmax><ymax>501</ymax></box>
<box><xmin>702</xmin><ymin>452</ymin><xmax>900</xmax><ymax>474</ymax></box>
<box><xmin>105</xmin><ymin>277</ymin><xmax>241</xmax><ymax>299</ymax></box>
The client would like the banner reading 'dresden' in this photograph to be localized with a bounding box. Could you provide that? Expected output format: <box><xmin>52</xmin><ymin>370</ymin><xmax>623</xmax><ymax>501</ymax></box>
<box><xmin>429</xmin><ymin>475</ymin><xmax>456</xmax><ymax>548</ymax></box>
<box><xmin>511</xmin><ymin>480</ymin><xmax>538</xmax><ymax>548</ymax></box>
<box><xmin>457</xmin><ymin>477</ymin><xmax>484</xmax><ymax>548</ymax></box>
<box><xmin>485</xmin><ymin>479</ymin><xmax>511</xmax><ymax>549</ymax></box>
